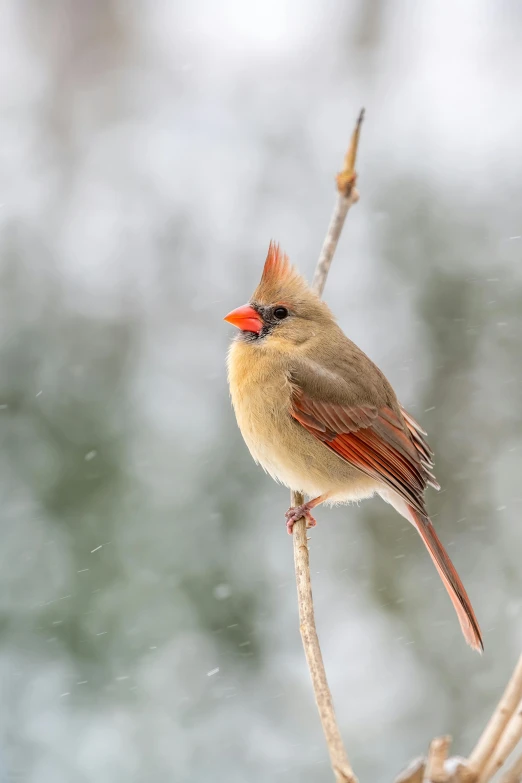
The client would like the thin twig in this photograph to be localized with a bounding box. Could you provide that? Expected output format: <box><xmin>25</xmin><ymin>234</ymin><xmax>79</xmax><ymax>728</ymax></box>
<box><xmin>479</xmin><ymin>696</ymin><xmax>522</xmax><ymax>783</ymax></box>
<box><xmin>424</xmin><ymin>736</ymin><xmax>452</xmax><ymax>783</ymax></box>
<box><xmin>500</xmin><ymin>750</ymin><xmax>522</xmax><ymax>783</ymax></box>
<box><xmin>291</xmin><ymin>108</ymin><xmax>364</xmax><ymax>783</ymax></box>
<box><xmin>468</xmin><ymin>653</ymin><xmax>522</xmax><ymax>780</ymax></box>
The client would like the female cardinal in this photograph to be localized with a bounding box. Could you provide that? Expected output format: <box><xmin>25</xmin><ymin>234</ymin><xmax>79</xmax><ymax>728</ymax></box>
<box><xmin>224</xmin><ymin>242</ymin><xmax>483</xmax><ymax>651</ymax></box>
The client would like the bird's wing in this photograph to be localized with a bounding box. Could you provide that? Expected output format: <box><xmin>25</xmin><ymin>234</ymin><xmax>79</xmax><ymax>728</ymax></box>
<box><xmin>289</xmin><ymin>363</ymin><xmax>483</xmax><ymax>652</ymax></box>
<box><xmin>290</xmin><ymin>386</ymin><xmax>438</xmax><ymax>514</ymax></box>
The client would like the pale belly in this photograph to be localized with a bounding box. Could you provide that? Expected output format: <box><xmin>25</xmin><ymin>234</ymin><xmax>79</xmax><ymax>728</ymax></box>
<box><xmin>237</xmin><ymin>401</ymin><xmax>380</xmax><ymax>504</ymax></box>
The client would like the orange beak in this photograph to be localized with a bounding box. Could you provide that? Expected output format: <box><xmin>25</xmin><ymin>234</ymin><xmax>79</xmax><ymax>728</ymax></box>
<box><xmin>224</xmin><ymin>304</ymin><xmax>263</xmax><ymax>334</ymax></box>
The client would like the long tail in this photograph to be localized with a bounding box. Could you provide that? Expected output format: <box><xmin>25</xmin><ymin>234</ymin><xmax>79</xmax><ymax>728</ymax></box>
<box><xmin>409</xmin><ymin>507</ymin><xmax>483</xmax><ymax>652</ymax></box>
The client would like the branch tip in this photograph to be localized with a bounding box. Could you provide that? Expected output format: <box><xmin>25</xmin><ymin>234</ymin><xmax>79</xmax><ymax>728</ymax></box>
<box><xmin>336</xmin><ymin>108</ymin><xmax>365</xmax><ymax>196</ymax></box>
<box><xmin>424</xmin><ymin>735</ymin><xmax>452</xmax><ymax>783</ymax></box>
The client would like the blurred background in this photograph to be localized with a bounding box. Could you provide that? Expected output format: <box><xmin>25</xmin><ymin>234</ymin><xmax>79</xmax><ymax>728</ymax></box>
<box><xmin>0</xmin><ymin>1</ymin><xmax>521</xmax><ymax>781</ymax></box>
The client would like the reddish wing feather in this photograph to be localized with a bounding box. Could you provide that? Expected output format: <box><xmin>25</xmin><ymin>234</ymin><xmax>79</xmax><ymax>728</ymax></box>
<box><xmin>291</xmin><ymin>389</ymin><xmax>435</xmax><ymax>514</ymax></box>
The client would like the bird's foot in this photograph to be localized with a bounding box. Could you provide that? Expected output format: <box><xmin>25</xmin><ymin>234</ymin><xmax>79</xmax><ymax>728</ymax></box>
<box><xmin>285</xmin><ymin>503</ymin><xmax>317</xmax><ymax>535</ymax></box>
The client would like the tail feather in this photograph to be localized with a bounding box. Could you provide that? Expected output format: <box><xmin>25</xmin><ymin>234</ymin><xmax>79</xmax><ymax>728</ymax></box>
<box><xmin>409</xmin><ymin>507</ymin><xmax>483</xmax><ymax>652</ymax></box>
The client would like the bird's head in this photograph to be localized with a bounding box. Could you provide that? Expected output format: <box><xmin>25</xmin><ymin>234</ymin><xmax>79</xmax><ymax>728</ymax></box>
<box><xmin>224</xmin><ymin>242</ymin><xmax>333</xmax><ymax>348</ymax></box>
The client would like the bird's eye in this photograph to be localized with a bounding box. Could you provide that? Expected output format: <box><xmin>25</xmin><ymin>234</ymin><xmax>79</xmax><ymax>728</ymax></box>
<box><xmin>273</xmin><ymin>306</ymin><xmax>289</xmax><ymax>320</ymax></box>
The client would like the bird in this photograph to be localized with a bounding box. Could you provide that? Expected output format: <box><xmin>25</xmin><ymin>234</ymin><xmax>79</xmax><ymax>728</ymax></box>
<box><xmin>224</xmin><ymin>241</ymin><xmax>483</xmax><ymax>652</ymax></box>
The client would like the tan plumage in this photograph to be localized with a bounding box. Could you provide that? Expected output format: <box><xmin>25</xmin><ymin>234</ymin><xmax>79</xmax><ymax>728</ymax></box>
<box><xmin>225</xmin><ymin>242</ymin><xmax>483</xmax><ymax>652</ymax></box>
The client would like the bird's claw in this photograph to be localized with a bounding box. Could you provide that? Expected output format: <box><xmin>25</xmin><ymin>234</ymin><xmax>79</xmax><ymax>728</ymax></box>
<box><xmin>285</xmin><ymin>504</ymin><xmax>317</xmax><ymax>535</ymax></box>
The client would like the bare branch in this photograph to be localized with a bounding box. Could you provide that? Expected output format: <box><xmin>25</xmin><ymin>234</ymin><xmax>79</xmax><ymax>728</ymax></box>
<box><xmin>469</xmin><ymin>653</ymin><xmax>522</xmax><ymax>779</ymax></box>
<box><xmin>424</xmin><ymin>736</ymin><xmax>452</xmax><ymax>783</ymax></box>
<box><xmin>291</xmin><ymin>109</ymin><xmax>364</xmax><ymax>783</ymax></box>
